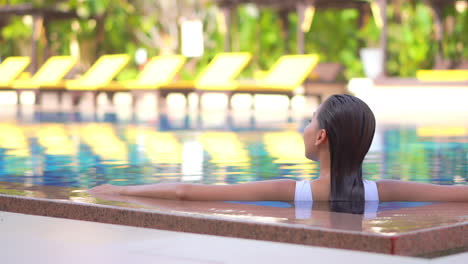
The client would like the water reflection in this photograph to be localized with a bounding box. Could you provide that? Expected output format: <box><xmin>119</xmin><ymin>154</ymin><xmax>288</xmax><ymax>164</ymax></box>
<box><xmin>75</xmin><ymin>188</ymin><xmax>463</xmax><ymax>235</ymax></box>
<box><xmin>383</xmin><ymin>126</ymin><xmax>468</xmax><ymax>183</ymax></box>
<box><xmin>0</xmin><ymin>111</ymin><xmax>466</xmax><ymax>189</ymax></box>
<box><xmin>2</xmin><ymin>178</ymin><xmax>468</xmax><ymax>236</ymax></box>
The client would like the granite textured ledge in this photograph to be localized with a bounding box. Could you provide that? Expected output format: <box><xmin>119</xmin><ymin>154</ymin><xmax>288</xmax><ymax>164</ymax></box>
<box><xmin>1</xmin><ymin>190</ymin><xmax>468</xmax><ymax>257</ymax></box>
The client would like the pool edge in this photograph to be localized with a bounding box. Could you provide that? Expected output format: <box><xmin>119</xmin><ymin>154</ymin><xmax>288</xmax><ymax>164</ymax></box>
<box><xmin>1</xmin><ymin>193</ymin><xmax>467</xmax><ymax>257</ymax></box>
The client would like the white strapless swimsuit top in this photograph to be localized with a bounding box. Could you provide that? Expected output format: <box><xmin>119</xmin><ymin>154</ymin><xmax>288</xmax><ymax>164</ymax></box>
<box><xmin>294</xmin><ymin>180</ymin><xmax>380</xmax><ymax>202</ymax></box>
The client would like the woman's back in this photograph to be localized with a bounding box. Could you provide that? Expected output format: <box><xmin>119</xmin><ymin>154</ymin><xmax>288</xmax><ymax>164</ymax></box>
<box><xmin>305</xmin><ymin>179</ymin><xmax>468</xmax><ymax>202</ymax></box>
<box><xmin>296</xmin><ymin>179</ymin><xmax>379</xmax><ymax>202</ymax></box>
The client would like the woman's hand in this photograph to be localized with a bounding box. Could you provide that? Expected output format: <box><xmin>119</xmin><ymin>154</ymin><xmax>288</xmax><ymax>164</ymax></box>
<box><xmin>87</xmin><ymin>184</ymin><xmax>125</xmax><ymax>196</ymax></box>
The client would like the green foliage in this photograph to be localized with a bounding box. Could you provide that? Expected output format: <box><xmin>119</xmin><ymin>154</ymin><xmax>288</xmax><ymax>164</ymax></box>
<box><xmin>255</xmin><ymin>9</ymin><xmax>286</xmax><ymax>69</ymax></box>
<box><xmin>386</xmin><ymin>2</ymin><xmax>434</xmax><ymax>76</ymax></box>
<box><xmin>236</xmin><ymin>7</ymin><xmax>287</xmax><ymax>76</ymax></box>
<box><xmin>357</xmin><ymin>15</ymin><xmax>380</xmax><ymax>47</ymax></box>
<box><xmin>305</xmin><ymin>9</ymin><xmax>362</xmax><ymax>79</ymax></box>
<box><xmin>0</xmin><ymin>1</ymin><xmax>466</xmax><ymax>79</ymax></box>
<box><xmin>0</xmin><ymin>15</ymin><xmax>32</xmax><ymax>58</ymax></box>
<box><xmin>1</xmin><ymin>17</ymin><xmax>31</xmax><ymax>39</ymax></box>
<box><xmin>441</xmin><ymin>4</ymin><xmax>468</xmax><ymax>62</ymax></box>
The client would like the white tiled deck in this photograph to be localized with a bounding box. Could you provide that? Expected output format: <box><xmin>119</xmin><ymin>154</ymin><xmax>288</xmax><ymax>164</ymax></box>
<box><xmin>1</xmin><ymin>211</ymin><xmax>467</xmax><ymax>264</ymax></box>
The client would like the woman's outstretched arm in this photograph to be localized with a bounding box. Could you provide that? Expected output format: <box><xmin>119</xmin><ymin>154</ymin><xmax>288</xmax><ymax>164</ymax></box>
<box><xmin>87</xmin><ymin>179</ymin><xmax>296</xmax><ymax>201</ymax></box>
<box><xmin>377</xmin><ymin>180</ymin><xmax>468</xmax><ymax>202</ymax></box>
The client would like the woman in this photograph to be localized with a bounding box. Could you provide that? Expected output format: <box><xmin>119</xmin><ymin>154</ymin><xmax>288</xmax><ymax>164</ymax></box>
<box><xmin>88</xmin><ymin>94</ymin><xmax>468</xmax><ymax>202</ymax></box>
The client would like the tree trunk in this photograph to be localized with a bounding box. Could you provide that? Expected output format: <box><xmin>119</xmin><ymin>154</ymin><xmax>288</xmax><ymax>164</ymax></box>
<box><xmin>95</xmin><ymin>13</ymin><xmax>108</xmax><ymax>58</ymax></box>
<box><xmin>377</xmin><ymin>0</ymin><xmax>388</xmax><ymax>77</ymax></box>
<box><xmin>31</xmin><ymin>15</ymin><xmax>44</xmax><ymax>74</ymax></box>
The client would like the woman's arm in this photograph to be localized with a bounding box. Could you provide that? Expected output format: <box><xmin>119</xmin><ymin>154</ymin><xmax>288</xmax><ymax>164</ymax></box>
<box><xmin>88</xmin><ymin>192</ymin><xmax>297</xmax><ymax>219</ymax></box>
<box><xmin>88</xmin><ymin>179</ymin><xmax>296</xmax><ymax>201</ymax></box>
<box><xmin>377</xmin><ymin>180</ymin><xmax>468</xmax><ymax>202</ymax></box>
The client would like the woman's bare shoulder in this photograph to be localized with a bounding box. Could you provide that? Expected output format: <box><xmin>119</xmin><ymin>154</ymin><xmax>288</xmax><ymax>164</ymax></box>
<box><xmin>310</xmin><ymin>179</ymin><xmax>330</xmax><ymax>201</ymax></box>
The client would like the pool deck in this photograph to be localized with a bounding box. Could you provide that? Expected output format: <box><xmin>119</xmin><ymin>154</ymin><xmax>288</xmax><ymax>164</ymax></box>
<box><xmin>348</xmin><ymin>78</ymin><xmax>468</xmax><ymax>125</ymax></box>
<box><xmin>5</xmin><ymin>211</ymin><xmax>468</xmax><ymax>264</ymax></box>
<box><xmin>1</xmin><ymin>182</ymin><xmax>468</xmax><ymax>257</ymax></box>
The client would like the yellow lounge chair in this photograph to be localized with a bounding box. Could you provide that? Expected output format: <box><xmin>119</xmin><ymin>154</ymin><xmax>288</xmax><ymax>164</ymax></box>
<box><xmin>416</xmin><ymin>70</ymin><xmax>468</xmax><ymax>82</ymax></box>
<box><xmin>64</xmin><ymin>54</ymin><xmax>130</xmax><ymax>106</ymax></box>
<box><xmin>67</xmin><ymin>54</ymin><xmax>130</xmax><ymax>90</ymax></box>
<box><xmin>239</xmin><ymin>54</ymin><xmax>319</xmax><ymax>110</ymax></box>
<box><xmin>198</xmin><ymin>54</ymin><xmax>319</xmax><ymax>110</ymax></box>
<box><xmin>234</xmin><ymin>54</ymin><xmax>319</xmax><ymax>93</ymax></box>
<box><xmin>158</xmin><ymin>52</ymin><xmax>252</xmax><ymax>107</ymax></box>
<box><xmin>0</xmin><ymin>56</ymin><xmax>31</xmax><ymax>89</ymax></box>
<box><xmin>11</xmin><ymin>56</ymin><xmax>77</xmax><ymax>104</ymax></box>
<box><xmin>193</xmin><ymin>52</ymin><xmax>252</xmax><ymax>90</ymax></box>
<box><xmin>100</xmin><ymin>55</ymin><xmax>186</xmax><ymax>106</ymax></box>
<box><xmin>105</xmin><ymin>55</ymin><xmax>186</xmax><ymax>91</ymax></box>
<box><xmin>13</xmin><ymin>56</ymin><xmax>77</xmax><ymax>89</ymax></box>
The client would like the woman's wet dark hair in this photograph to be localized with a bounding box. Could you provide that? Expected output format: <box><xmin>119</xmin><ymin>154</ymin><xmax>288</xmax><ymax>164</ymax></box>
<box><xmin>329</xmin><ymin>201</ymin><xmax>365</xmax><ymax>215</ymax></box>
<box><xmin>317</xmin><ymin>94</ymin><xmax>375</xmax><ymax>202</ymax></box>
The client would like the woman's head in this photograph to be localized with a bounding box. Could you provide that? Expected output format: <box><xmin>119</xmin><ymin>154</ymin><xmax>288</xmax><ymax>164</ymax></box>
<box><xmin>303</xmin><ymin>94</ymin><xmax>376</xmax><ymax>201</ymax></box>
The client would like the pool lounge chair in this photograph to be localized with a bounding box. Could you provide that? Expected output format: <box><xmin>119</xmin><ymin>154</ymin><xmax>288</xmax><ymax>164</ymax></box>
<box><xmin>416</xmin><ymin>69</ymin><xmax>468</xmax><ymax>82</ymax></box>
<box><xmin>0</xmin><ymin>56</ymin><xmax>31</xmax><ymax>89</ymax></box>
<box><xmin>374</xmin><ymin>62</ymin><xmax>468</xmax><ymax>88</ymax></box>
<box><xmin>197</xmin><ymin>54</ymin><xmax>319</xmax><ymax>110</ymax></box>
<box><xmin>66</xmin><ymin>54</ymin><xmax>130</xmax><ymax>106</ymax></box>
<box><xmin>158</xmin><ymin>52</ymin><xmax>252</xmax><ymax>109</ymax></box>
<box><xmin>101</xmin><ymin>55</ymin><xmax>186</xmax><ymax>106</ymax></box>
<box><xmin>235</xmin><ymin>55</ymin><xmax>319</xmax><ymax>105</ymax></box>
<box><xmin>12</xmin><ymin>56</ymin><xmax>77</xmax><ymax>104</ymax></box>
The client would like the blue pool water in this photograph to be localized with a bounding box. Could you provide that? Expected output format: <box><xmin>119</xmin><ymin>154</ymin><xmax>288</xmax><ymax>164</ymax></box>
<box><xmin>0</xmin><ymin>111</ymin><xmax>466</xmax><ymax>189</ymax></box>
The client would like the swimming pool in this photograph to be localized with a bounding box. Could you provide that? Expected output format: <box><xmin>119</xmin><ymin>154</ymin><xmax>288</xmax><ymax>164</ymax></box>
<box><xmin>0</xmin><ymin>111</ymin><xmax>466</xmax><ymax>190</ymax></box>
<box><xmin>0</xmin><ymin>110</ymin><xmax>467</xmax><ymax>257</ymax></box>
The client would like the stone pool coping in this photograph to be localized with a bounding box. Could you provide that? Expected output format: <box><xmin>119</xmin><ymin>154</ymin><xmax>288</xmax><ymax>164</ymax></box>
<box><xmin>1</xmin><ymin>193</ymin><xmax>467</xmax><ymax>257</ymax></box>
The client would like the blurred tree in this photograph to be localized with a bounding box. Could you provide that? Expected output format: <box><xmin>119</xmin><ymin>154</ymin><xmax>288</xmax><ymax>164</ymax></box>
<box><xmin>386</xmin><ymin>1</ymin><xmax>433</xmax><ymax>76</ymax></box>
<box><xmin>441</xmin><ymin>3</ymin><xmax>468</xmax><ymax>67</ymax></box>
<box><xmin>0</xmin><ymin>0</ymin><xmax>466</xmax><ymax>79</ymax></box>
<box><xmin>305</xmin><ymin>9</ymin><xmax>362</xmax><ymax>79</ymax></box>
